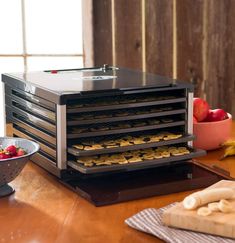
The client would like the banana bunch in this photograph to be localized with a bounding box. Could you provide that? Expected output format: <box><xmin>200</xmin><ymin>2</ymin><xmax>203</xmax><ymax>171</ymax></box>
<box><xmin>220</xmin><ymin>140</ymin><xmax>235</xmax><ymax>160</ymax></box>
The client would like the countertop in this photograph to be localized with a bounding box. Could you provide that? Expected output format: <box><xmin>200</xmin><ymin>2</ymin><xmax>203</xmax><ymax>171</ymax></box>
<box><xmin>1</xmin><ymin>122</ymin><xmax>235</xmax><ymax>243</ymax></box>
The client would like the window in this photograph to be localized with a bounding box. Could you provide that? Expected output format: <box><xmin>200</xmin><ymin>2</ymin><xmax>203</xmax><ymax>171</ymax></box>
<box><xmin>0</xmin><ymin>0</ymin><xmax>84</xmax><ymax>135</ymax></box>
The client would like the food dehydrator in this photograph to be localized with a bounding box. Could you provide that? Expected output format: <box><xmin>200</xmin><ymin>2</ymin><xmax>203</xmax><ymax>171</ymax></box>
<box><xmin>2</xmin><ymin>65</ymin><xmax>223</xmax><ymax>206</ymax></box>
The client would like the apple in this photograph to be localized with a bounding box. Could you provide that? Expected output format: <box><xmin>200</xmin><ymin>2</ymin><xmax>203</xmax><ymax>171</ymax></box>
<box><xmin>204</xmin><ymin>109</ymin><xmax>228</xmax><ymax>122</ymax></box>
<box><xmin>193</xmin><ymin>116</ymin><xmax>198</xmax><ymax>123</ymax></box>
<box><xmin>204</xmin><ymin>109</ymin><xmax>213</xmax><ymax>122</ymax></box>
<box><xmin>193</xmin><ymin>98</ymin><xmax>210</xmax><ymax>121</ymax></box>
<box><xmin>213</xmin><ymin>109</ymin><xmax>228</xmax><ymax>120</ymax></box>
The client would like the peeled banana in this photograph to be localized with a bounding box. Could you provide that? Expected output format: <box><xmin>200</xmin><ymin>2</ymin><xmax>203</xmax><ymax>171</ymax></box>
<box><xmin>183</xmin><ymin>188</ymin><xmax>234</xmax><ymax>210</ymax></box>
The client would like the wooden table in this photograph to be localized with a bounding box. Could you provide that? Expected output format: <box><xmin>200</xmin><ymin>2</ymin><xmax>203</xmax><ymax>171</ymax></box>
<box><xmin>1</xmin><ymin>122</ymin><xmax>235</xmax><ymax>243</ymax></box>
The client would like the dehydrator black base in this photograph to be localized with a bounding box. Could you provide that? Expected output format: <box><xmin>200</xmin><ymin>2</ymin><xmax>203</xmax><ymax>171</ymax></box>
<box><xmin>61</xmin><ymin>162</ymin><xmax>224</xmax><ymax>206</ymax></box>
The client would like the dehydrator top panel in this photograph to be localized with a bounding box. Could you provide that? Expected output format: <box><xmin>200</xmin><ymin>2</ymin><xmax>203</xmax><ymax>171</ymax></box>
<box><xmin>2</xmin><ymin>65</ymin><xmax>193</xmax><ymax>104</ymax></box>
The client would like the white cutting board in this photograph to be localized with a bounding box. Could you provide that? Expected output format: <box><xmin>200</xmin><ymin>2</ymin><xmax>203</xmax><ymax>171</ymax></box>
<box><xmin>162</xmin><ymin>180</ymin><xmax>235</xmax><ymax>239</ymax></box>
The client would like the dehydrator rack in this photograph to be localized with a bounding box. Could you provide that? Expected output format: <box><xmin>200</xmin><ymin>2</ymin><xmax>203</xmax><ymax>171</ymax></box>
<box><xmin>2</xmin><ymin>65</ymin><xmax>223</xmax><ymax>206</ymax></box>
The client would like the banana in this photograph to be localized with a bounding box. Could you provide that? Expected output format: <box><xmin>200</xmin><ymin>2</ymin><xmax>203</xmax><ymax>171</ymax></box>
<box><xmin>223</xmin><ymin>140</ymin><xmax>235</xmax><ymax>146</ymax></box>
<box><xmin>218</xmin><ymin>199</ymin><xmax>233</xmax><ymax>213</ymax></box>
<box><xmin>220</xmin><ymin>145</ymin><xmax>235</xmax><ymax>160</ymax></box>
<box><xmin>208</xmin><ymin>202</ymin><xmax>220</xmax><ymax>212</ymax></box>
<box><xmin>197</xmin><ymin>207</ymin><xmax>212</xmax><ymax>216</ymax></box>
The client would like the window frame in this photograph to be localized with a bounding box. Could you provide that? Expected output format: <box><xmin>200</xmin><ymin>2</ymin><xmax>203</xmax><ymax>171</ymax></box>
<box><xmin>0</xmin><ymin>0</ymin><xmax>88</xmax><ymax>72</ymax></box>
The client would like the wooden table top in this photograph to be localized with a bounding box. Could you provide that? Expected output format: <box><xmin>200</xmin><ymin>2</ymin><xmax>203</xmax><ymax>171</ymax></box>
<box><xmin>1</xmin><ymin>122</ymin><xmax>235</xmax><ymax>243</ymax></box>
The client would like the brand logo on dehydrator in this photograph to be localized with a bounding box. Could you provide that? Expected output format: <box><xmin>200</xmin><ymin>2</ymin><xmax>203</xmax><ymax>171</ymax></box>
<box><xmin>73</xmin><ymin>76</ymin><xmax>117</xmax><ymax>81</ymax></box>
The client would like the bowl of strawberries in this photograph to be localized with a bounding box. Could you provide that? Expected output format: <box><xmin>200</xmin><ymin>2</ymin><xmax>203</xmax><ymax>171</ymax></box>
<box><xmin>0</xmin><ymin>137</ymin><xmax>39</xmax><ymax>197</ymax></box>
<box><xmin>193</xmin><ymin>98</ymin><xmax>232</xmax><ymax>150</ymax></box>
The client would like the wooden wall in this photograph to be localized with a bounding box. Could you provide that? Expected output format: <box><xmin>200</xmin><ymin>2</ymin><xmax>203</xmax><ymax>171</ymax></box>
<box><xmin>91</xmin><ymin>0</ymin><xmax>235</xmax><ymax>116</ymax></box>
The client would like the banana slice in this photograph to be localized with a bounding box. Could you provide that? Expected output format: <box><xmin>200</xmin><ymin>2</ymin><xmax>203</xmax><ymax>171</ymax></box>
<box><xmin>208</xmin><ymin>202</ymin><xmax>220</xmax><ymax>212</ymax></box>
<box><xmin>197</xmin><ymin>207</ymin><xmax>212</xmax><ymax>216</ymax></box>
<box><xmin>218</xmin><ymin>199</ymin><xmax>233</xmax><ymax>213</ymax></box>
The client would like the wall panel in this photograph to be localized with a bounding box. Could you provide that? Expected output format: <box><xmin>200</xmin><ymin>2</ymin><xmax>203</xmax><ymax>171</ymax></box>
<box><xmin>93</xmin><ymin>0</ymin><xmax>113</xmax><ymax>66</ymax></box>
<box><xmin>114</xmin><ymin>0</ymin><xmax>142</xmax><ymax>69</ymax></box>
<box><xmin>176</xmin><ymin>0</ymin><xmax>204</xmax><ymax>97</ymax></box>
<box><xmin>146</xmin><ymin>0</ymin><xmax>173</xmax><ymax>77</ymax></box>
<box><xmin>205</xmin><ymin>0</ymin><xmax>235</xmax><ymax>113</ymax></box>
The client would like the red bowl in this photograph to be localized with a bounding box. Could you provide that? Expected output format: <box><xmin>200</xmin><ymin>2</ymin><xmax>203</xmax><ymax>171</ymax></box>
<box><xmin>193</xmin><ymin>113</ymin><xmax>232</xmax><ymax>150</ymax></box>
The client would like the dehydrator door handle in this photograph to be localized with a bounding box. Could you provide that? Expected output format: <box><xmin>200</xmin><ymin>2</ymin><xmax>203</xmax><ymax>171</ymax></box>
<box><xmin>44</xmin><ymin>64</ymin><xmax>119</xmax><ymax>74</ymax></box>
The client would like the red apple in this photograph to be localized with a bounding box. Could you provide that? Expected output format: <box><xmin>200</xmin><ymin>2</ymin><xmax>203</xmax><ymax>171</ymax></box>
<box><xmin>193</xmin><ymin>116</ymin><xmax>198</xmax><ymax>123</ymax></box>
<box><xmin>213</xmin><ymin>109</ymin><xmax>228</xmax><ymax>120</ymax></box>
<box><xmin>204</xmin><ymin>109</ymin><xmax>228</xmax><ymax>122</ymax></box>
<box><xmin>193</xmin><ymin>98</ymin><xmax>210</xmax><ymax>121</ymax></box>
<box><xmin>203</xmin><ymin>109</ymin><xmax>213</xmax><ymax>122</ymax></box>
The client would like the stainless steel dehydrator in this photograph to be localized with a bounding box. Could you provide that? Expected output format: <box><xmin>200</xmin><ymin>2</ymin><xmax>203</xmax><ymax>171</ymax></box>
<box><xmin>2</xmin><ymin>65</ymin><xmax>223</xmax><ymax>206</ymax></box>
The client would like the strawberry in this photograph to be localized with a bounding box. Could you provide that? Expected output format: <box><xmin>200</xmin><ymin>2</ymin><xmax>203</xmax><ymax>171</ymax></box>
<box><xmin>5</xmin><ymin>145</ymin><xmax>17</xmax><ymax>156</ymax></box>
<box><xmin>0</xmin><ymin>153</ymin><xmax>11</xmax><ymax>160</ymax></box>
<box><xmin>16</xmin><ymin>148</ymin><xmax>26</xmax><ymax>157</ymax></box>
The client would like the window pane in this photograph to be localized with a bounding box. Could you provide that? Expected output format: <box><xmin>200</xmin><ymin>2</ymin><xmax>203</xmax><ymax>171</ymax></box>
<box><xmin>0</xmin><ymin>57</ymin><xmax>24</xmax><ymax>75</ymax></box>
<box><xmin>27</xmin><ymin>57</ymin><xmax>83</xmax><ymax>71</ymax></box>
<box><xmin>25</xmin><ymin>0</ymin><xmax>83</xmax><ymax>54</ymax></box>
<box><xmin>0</xmin><ymin>1</ymin><xmax>23</xmax><ymax>54</ymax></box>
<box><xmin>0</xmin><ymin>57</ymin><xmax>24</xmax><ymax>136</ymax></box>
